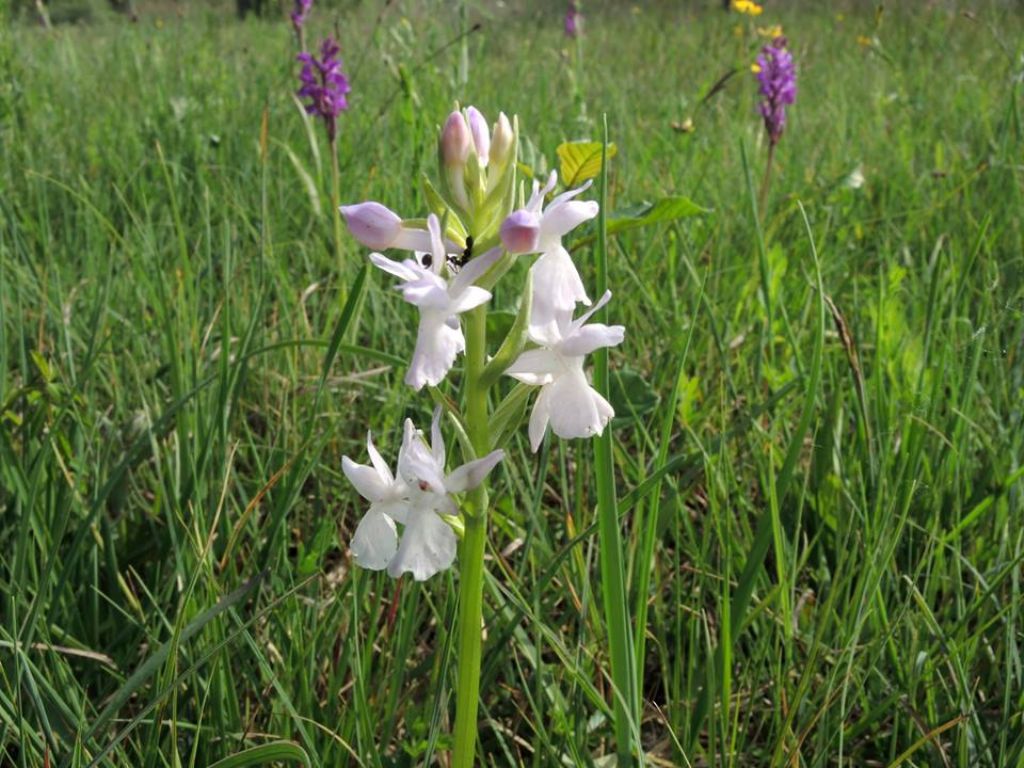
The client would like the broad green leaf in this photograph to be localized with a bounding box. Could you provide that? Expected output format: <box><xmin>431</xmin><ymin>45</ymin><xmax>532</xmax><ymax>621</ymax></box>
<box><xmin>557</xmin><ymin>140</ymin><xmax>617</xmax><ymax>188</ymax></box>
<box><xmin>606</xmin><ymin>196</ymin><xmax>708</xmax><ymax>235</ymax></box>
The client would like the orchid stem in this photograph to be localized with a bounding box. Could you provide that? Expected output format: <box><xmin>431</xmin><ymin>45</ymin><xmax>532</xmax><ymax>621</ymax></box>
<box><xmin>759</xmin><ymin>141</ymin><xmax>775</xmax><ymax>217</ymax></box>
<box><xmin>330</xmin><ymin>139</ymin><xmax>346</xmax><ymax>302</ymax></box>
<box><xmin>452</xmin><ymin>303</ymin><xmax>490</xmax><ymax>767</ymax></box>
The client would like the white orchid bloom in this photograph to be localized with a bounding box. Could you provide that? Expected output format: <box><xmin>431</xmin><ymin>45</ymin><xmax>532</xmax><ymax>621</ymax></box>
<box><xmin>342</xmin><ymin>432</ymin><xmax>413</xmax><ymax>571</ymax></box>
<box><xmin>388</xmin><ymin>411</ymin><xmax>505</xmax><ymax>581</ymax></box>
<box><xmin>499</xmin><ymin>170</ymin><xmax>599</xmax><ymax>343</ymax></box>
<box><xmin>505</xmin><ymin>291</ymin><xmax>624</xmax><ymax>452</ymax></box>
<box><xmin>369</xmin><ymin>214</ymin><xmax>502</xmax><ymax>390</ymax></box>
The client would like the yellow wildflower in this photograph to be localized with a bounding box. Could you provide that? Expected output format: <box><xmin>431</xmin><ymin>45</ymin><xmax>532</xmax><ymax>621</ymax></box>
<box><xmin>757</xmin><ymin>24</ymin><xmax>783</xmax><ymax>38</ymax></box>
<box><xmin>732</xmin><ymin>0</ymin><xmax>763</xmax><ymax>16</ymax></box>
<box><xmin>857</xmin><ymin>35</ymin><xmax>872</xmax><ymax>48</ymax></box>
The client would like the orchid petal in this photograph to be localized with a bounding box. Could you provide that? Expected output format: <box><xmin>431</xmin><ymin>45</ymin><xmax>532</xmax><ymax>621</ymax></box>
<box><xmin>387</xmin><ymin>507</ymin><xmax>458</xmax><ymax>581</ymax></box>
<box><xmin>350</xmin><ymin>509</ymin><xmax>399</xmax><ymax>570</ymax></box>
<box><xmin>364</xmin><ymin>432</ymin><xmax>393</xmax><ymax>484</ymax></box>
<box><xmin>538</xmin><ymin>199</ymin><xmax>599</xmax><ymax>246</ymax></box>
<box><xmin>528</xmin><ymin>384</ymin><xmax>554</xmax><ymax>452</ymax></box>
<box><xmin>369</xmin><ymin>252</ymin><xmax>423</xmax><ymax>283</ymax></box>
<box><xmin>545</xmin><ymin>368</ymin><xmax>614</xmax><ymax>441</ymax></box>
<box><xmin>399</xmin><ymin>418</ymin><xmax>448</xmax><ymax>491</ymax></box>
<box><xmin>449</xmin><ymin>246</ymin><xmax>503</xmax><ymax>295</ymax></box>
<box><xmin>342</xmin><ymin>456</ymin><xmax>390</xmax><ymax>502</ymax></box>
<box><xmin>505</xmin><ymin>348</ymin><xmax>561</xmax><ymax>385</ymax></box>
<box><xmin>558</xmin><ymin>323</ymin><xmax>625</xmax><ymax>357</ymax></box>
<box><xmin>445</xmin><ymin>449</ymin><xmax>505</xmax><ymax>493</ymax></box>
<box><xmin>405</xmin><ymin>313</ymin><xmax>465</xmax><ymax>390</ymax></box>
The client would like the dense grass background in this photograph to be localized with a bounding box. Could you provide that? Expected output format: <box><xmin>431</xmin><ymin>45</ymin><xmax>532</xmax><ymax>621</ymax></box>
<box><xmin>2</xmin><ymin>0</ymin><xmax>1023</xmax><ymax>765</ymax></box>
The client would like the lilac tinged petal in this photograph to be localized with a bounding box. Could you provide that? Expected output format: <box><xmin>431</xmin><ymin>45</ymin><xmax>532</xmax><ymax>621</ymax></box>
<box><xmin>466</xmin><ymin>106</ymin><xmax>490</xmax><ymax>166</ymax></box>
<box><xmin>341</xmin><ymin>202</ymin><xmax>402</xmax><ymax>250</ymax></box>
<box><xmin>500</xmin><ymin>209</ymin><xmax>541</xmax><ymax>254</ymax></box>
<box><xmin>441</xmin><ymin>111</ymin><xmax>471</xmax><ymax>167</ymax></box>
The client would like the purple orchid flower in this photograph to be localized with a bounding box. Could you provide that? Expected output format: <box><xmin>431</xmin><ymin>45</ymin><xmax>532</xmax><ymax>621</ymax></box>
<box><xmin>564</xmin><ymin>1</ymin><xmax>581</xmax><ymax>38</ymax></box>
<box><xmin>755</xmin><ymin>36</ymin><xmax>797</xmax><ymax>147</ymax></box>
<box><xmin>297</xmin><ymin>36</ymin><xmax>350</xmax><ymax>143</ymax></box>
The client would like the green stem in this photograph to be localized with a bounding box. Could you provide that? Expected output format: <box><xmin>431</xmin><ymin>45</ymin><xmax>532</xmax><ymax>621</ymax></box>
<box><xmin>452</xmin><ymin>304</ymin><xmax>489</xmax><ymax>767</ymax></box>
<box><xmin>594</xmin><ymin>115</ymin><xmax>639</xmax><ymax>764</ymax></box>
<box><xmin>330</xmin><ymin>140</ymin><xmax>345</xmax><ymax>293</ymax></box>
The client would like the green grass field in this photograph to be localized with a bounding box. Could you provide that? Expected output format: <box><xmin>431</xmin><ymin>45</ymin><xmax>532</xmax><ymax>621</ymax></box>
<box><xmin>2</xmin><ymin>0</ymin><xmax>1023</xmax><ymax>765</ymax></box>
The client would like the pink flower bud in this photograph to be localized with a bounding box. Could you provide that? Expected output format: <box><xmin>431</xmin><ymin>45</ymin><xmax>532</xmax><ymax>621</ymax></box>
<box><xmin>489</xmin><ymin>112</ymin><xmax>514</xmax><ymax>169</ymax></box>
<box><xmin>440</xmin><ymin>110</ymin><xmax>471</xmax><ymax>168</ymax></box>
<box><xmin>465</xmin><ymin>106</ymin><xmax>490</xmax><ymax>167</ymax></box>
<box><xmin>340</xmin><ymin>201</ymin><xmax>402</xmax><ymax>250</ymax></box>
<box><xmin>500</xmin><ymin>209</ymin><xmax>541</xmax><ymax>254</ymax></box>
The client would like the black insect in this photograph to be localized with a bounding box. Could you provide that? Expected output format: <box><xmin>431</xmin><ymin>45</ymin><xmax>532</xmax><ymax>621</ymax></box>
<box><xmin>448</xmin><ymin>235</ymin><xmax>474</xmax><ymax>271</ymax></box>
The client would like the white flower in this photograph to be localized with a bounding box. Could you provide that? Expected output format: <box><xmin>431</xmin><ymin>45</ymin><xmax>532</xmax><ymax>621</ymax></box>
<box><xmin>342</xmin><ymin>412</ymin><xmax>504</xmax><ymax>581</ymax></box>
<box><xmin>341</xmin><ymin>432</ymin><xmax>412</xmax><ymax>571</ymax></box>
<box><xmin>498</xmin><ymin>170</ymin><xmax>599</xmax><ymax>343</ymax></box>
<box><xmin>505</xmin><ymin>291</ymin><xmax>624</xmax><ymax>452</ymax></box>
<box><xmin>388</xmin><ymin>410</ymin><xmax>504</xmax><ymax>581</ymax></box>
<box><xmin>369</xmin><ymin>213</ymin><xmax>502</xmax><ymax>390</ymax></box>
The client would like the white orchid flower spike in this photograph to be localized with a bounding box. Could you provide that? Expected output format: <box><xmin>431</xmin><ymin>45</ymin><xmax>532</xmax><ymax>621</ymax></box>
<box><xmin>505</xmin><ymin>290</ymin><xmax>625</xmax><ymax>452</ymax></box>
<box><xmin>499</xmin><ymin>170</ymin><xmax>599</xmax><ymax>344</ymax></box>
<box><xmin>389</xmin><ymin>410</ymin><xmax>505</xmax><ymax>581</ymax></box>
<box><xmin>369</xmin><ymin>214</ymin><xmax>502</xmax><ymax>390</ymax></box>
<box><xmin>341</xmin><ymin>432</ymin><xmax>413</xmax><ymax>571</ymax></box>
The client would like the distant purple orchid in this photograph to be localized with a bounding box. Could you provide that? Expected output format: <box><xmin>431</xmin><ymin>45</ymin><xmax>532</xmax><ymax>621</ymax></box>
<box><xmin>290</xmin><ymin>0</ymin><xmax>312</xmax><ymax>34</ymax></box>
<box><xmin>755</xmin><ymin>36</ymin><xmax>797</xmax><ymax>147</ymax></box>
<box><xmin>297</xmin><ymin>37</ymin><xmax>350</xmax><ymax>144</ymax></box>
<box><xmin>564</xmin><ymin>1</ymin><xmax>581</xmax><ymax>38</ymax></box>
